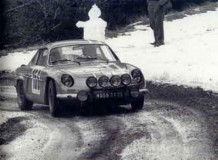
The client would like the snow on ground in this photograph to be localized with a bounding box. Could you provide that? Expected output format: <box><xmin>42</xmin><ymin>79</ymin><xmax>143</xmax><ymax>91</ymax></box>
<box><xmin>107</xmin><ymin>8</ymin><xmax>218</xmax><ymax>92</ymax></box>
<box><xmin>0</xmin><ymin>105</ymin><xmax>51</xmax><ymax>160</ymax></box>
<box><xmin>0</xmin><ymin>110</ymin><xmax>29</xmax><ymax>126</ymax></box>
<box><xmin>120</xmin><ymin>105</ymin><xmax>214</xmax><ymax>160</ymax></box>
<box><xmin>1</xmin><ymin>117</ymin><xmax>50</xmax><ymax>160</ymax></box>
<box><xmin>0</xmin><ymin>8</ymin><xmax>218</xmax><ymax>92</ymax></box>
<box><xmin>0</xmin><ymin>106</ymin><xmax>81</xmax><ymax>160</ymax></box>
<box><xmin>0</xmin><ymin>50</ymin><xmax>35</xmax><ymax>71</ymax></box>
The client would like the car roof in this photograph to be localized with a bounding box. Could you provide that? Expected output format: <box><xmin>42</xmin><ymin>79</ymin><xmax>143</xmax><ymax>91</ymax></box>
<box><xmin>45</xmin><ymin>39</ymin><xmax>106</xmax><ymax>49</ymax></box>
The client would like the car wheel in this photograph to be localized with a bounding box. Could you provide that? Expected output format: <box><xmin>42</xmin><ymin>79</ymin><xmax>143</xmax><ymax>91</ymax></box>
<box><xmin>131</xmin><ymin>94</ymin><xmax>144</xmax><ymax>111</ymax></box>
<box><xmin>16</xmin><ymin>80</ymin><xmax>33</xmax><ymax>110</ymax></box>
<box><xmin>48</xmin><ymin>80</ymin><xmax>60</xmax><ymax>117</ymax></box>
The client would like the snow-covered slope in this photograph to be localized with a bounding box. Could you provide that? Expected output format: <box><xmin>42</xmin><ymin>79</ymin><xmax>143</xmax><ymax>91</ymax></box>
<box><xmin>0</xmin><ymin>50</ymin><xmax>36</xmax><ymax>71</ymax></box>
<box><xmin>0</xmin><ymin>8</ymin><xmax>218</xmax><ymax>92</ymax></box>
<box><xmin>107</xmin><ymin>8</ymin><xmax>218</xmax><ymax>92</ymax></box>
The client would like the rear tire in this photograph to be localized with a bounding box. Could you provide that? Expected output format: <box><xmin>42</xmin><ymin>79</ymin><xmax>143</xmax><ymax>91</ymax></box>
<box><xmin>48</xmin><ymin>80</ymin><xmax>60</xmax><ymax>117</ymax></box>
<box><xmin>131</xmin><ymin>94</ymin><xmax>144</xmax><ymax>111</ymax></box>
<box><xmin>16</xmin><ymin>80</ymin><xmax>33</xmax><ymax>110</ymax></box>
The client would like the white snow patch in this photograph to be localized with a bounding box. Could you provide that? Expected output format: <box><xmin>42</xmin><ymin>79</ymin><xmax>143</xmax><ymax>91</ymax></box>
<box><xmin>106</xmin><ymin>9</ymin><xmax>218</xmax><ymax>92</ymax></box>
<box><xmin>0</xmin><ymin>50</ymin><xmax>36</xmax><ymax>71</ymax></box>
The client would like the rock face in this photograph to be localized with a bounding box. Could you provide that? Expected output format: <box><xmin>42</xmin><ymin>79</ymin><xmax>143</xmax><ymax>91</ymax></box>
<box><xmin>76</xmin><ymin>4</ymin><xmax>107</xmax><ymax>41</ymax></box>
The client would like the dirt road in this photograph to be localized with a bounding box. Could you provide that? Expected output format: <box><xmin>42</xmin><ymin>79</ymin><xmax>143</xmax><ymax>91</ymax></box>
<box><xmin>0</xmin><ymin>86</ymin><xmax>216</xmax><ymax>160</ymax></box>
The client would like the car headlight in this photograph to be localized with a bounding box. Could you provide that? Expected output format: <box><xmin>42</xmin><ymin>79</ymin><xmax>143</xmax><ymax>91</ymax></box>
<box><xmin>110</xmin><ymin>75</ymin><xmax>121</xmax><ymax>87</ymax></box>
<box><xmin>121</xmin><ymin>74</ymin><xmax>131</xmax><ymax>85</ymax></box>
<box><xmin>86</xmin><ymin>76</ymin><xmax>97</xmax><ymax>88</ymax></box>
<box><xmin>98</xmin><ymin>76</ymin><xmax>109</xmax><ymax>88</ymax></box>
<box><xmin>131</xmin><ymin>69</ymin><xmax>143</xmax><ymax>83</ymax></box>
<box><xmin>61</xmin><ymin>74</ymin><xmax>74</xmax><ymax>87</ymax></box>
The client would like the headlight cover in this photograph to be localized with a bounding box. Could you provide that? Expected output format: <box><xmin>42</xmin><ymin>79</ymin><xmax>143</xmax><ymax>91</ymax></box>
<box><xmin>98</xmin><ymin>76</ymin><xmax>109</xmax><ymax>87</ymax></box>
<box><xmin>131</xmin><ymin>69</ymin><xmax>143</xmax><ymax>83</ymax></box>
<box><xmin>110</xmin><ymin>75</ymin><xmax>121</xmax><ymax>87</ymax></box>
<box><xmin>61</xmin><ymin>74</ymin><xmax>74</xmax><ymax>87</ymax></box>
<box><xmin>86</xmin><ymin>76</ymin><xmax>97</xmax><ymax>88</ymax></box>
<box><xmin>121</xmin><ymin>74</ymin><xmax>131</xmax><ymax>85</ymax></box>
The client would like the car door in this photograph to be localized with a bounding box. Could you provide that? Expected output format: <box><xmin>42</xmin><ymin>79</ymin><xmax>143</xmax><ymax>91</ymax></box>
<box><xmin>23</xmin><ymin>50</ymin><xmax>39</xmax><ymax>100</ymax></box>
<box><xmin>27</xmin><ymin>48</ymin><xmax>48</xmax><ymax>103</ymax></box>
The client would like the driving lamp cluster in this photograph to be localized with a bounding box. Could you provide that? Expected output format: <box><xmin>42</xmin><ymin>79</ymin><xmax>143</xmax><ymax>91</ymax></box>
<box><xmin>61</xmin><ymin>69</ymin><xmax>142</xmax><ymax>88</ymax></box>
<box><xmin>86</xmin><ymin>69</ymin><xmax>142</xmax><ymax>88</ymax></box>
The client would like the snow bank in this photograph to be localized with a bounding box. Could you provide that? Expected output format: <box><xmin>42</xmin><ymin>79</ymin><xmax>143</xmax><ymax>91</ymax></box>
<box><xmin>0</xmin><ymin>50</ymin><xmax>36</xmax><ymax>71</ymax></box>
<box><xmin>106</xmin><ymin>9</ymin><xmax>218</xmax><ymax>92</ymax></box>
<box><xmin>0</xmin><ymin>9</ymin><xmax>218</xmax><ymax>92</ymax></box>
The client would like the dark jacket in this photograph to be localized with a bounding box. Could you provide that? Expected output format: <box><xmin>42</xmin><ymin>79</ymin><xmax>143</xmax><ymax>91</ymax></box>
<box><xmin>147</xmin><ymin>0</ymin><xmax>170</xmax><ymax>6</ymax></box>
<box><xmin>147</xmin><ymin>0</ymin><xmax>172</xmax><ymax>11</ymax></box>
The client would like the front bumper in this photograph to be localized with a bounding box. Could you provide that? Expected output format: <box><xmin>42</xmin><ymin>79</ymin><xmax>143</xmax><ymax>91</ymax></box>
<box><xmin>56</xmin><ymin>88</ymin><xmax>148</xmax><ymax>102</ymax></box>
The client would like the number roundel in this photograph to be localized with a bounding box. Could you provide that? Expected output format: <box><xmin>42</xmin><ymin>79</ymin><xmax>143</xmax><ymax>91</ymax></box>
<box><xmin>32</xmin><ymin>69</ymin><xmax>41</xmax><ymax>94</ymax></box>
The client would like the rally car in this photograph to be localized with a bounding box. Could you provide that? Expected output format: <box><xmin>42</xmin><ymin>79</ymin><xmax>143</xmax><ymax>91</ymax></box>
<box><xmin>14</xmin><ymin>40</ymin><xmax>148</xmax><ymax>117</ymax></box>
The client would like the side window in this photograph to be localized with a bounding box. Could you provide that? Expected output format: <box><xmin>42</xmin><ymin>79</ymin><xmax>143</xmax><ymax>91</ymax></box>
<box><xmin>36</xmin><ymin>49</ymin><xmax>48</xmax><ymax>66</ymax></box>
<box><xmin>29</xmin><ymin>51</ymin><xmax>39</xmax><ymax>66</ymax></box>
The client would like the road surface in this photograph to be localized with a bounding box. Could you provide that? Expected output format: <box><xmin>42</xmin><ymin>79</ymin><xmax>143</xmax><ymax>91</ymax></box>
<box><xmin>0</xmin><ymin>86</ymin><xmax>216</xmax><ymax>160</ymax></box>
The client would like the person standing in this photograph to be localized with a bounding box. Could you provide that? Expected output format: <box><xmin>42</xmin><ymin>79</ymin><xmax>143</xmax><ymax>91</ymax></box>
<box><xmin>147</xmin><ymin>0</ymin><xmax>172</xmax><ymax>47</ymax></box>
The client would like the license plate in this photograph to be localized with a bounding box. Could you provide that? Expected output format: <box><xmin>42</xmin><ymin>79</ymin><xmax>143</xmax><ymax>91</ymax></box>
<box><xmin>95</xmin><ymin>92</ymin><xmax>123</xmax><ymax>99</ymax></box>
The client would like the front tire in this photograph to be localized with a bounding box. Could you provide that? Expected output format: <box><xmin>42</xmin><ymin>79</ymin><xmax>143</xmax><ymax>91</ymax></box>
<box><xmin>48</xmin><ymin>80</ymin><xmax>60</xmax><ymax>117</ymax></box>
<box><xmin>131</xmin><ymin>94</ymin><xmax>144</xmax><ymax>111</ymax></box>
<box><xmin>16</xmin><ymin>80</ymin><xmax>33</xmax><ymax>110</ymax></box>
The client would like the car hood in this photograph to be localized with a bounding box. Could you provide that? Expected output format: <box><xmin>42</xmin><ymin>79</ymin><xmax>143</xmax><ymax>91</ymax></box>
<box><xmin>53</xmin><ymin>62</ymin><xmax>136</xmax><ymax>78</ymax></box>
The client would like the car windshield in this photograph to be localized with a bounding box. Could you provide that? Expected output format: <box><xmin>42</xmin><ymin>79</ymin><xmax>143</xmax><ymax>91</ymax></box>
<box><xmin>49</xmin><ymin>44</ymin><xmax>117</xmax><ymax>65</ymax></box>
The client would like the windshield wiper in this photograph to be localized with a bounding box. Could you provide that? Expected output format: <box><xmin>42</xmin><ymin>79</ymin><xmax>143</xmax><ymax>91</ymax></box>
<box><xmin>76</xmin><ymin>56</ymin><xmax>95</xmax><ymax>60</ymax></box>
<box><xmin>76</xmin><ymin>56</ymin><xmax>108</xmax><ymax>63</ymax></box>
<box><xmin>51</xmin><ymin>59</ymin><xmax>80</xmax><ymax>65</ymax></box>
<box><xmin>94</xmin><ymin>57</ymin><xmax>109</xmax><ymax>63</ymax></box>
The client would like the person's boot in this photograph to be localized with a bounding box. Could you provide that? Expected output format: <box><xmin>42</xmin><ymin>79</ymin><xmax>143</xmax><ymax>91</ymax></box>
<box><xmin>150</xmin><ymin>42</ymin><xmax>157</xmax><ymax>45</ymax></box>
<box><xmin>154</xmin><ymin>42</ymin><xmax>164</xmax><ymax>47</ymax></box>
